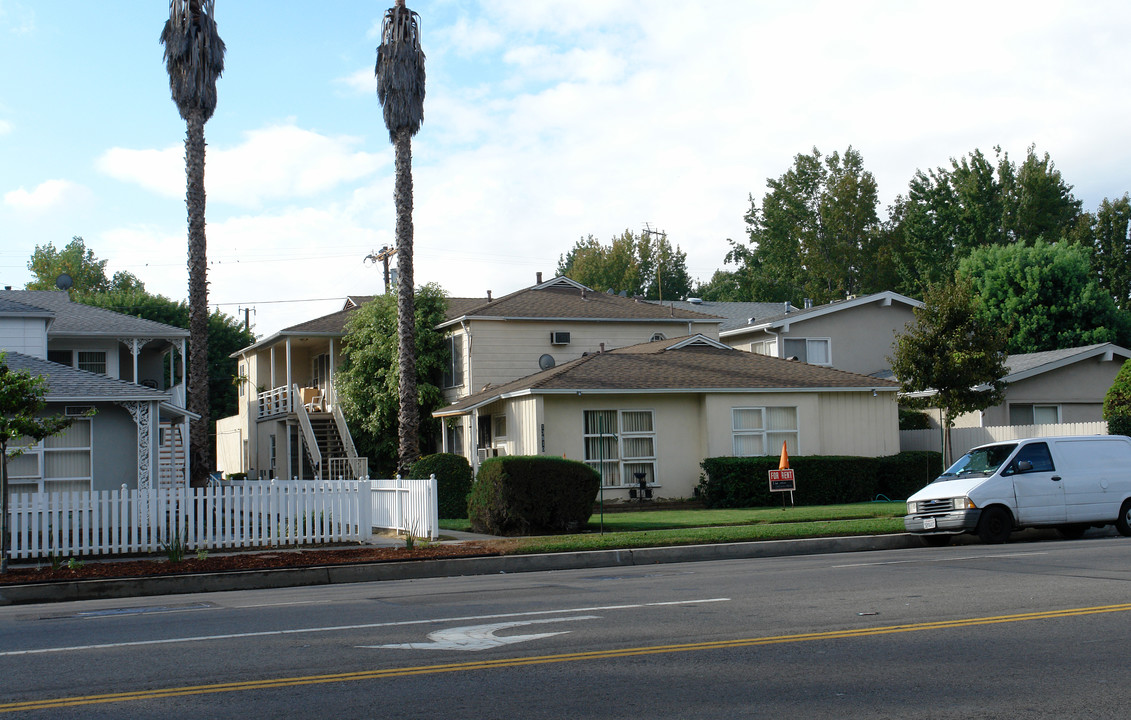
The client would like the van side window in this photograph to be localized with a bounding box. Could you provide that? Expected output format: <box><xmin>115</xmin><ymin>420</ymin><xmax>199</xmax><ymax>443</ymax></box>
<box><xmin>1013</xmin><ymin>443</ymin><xmax>1055</xmax><ymax>473</ymax></box>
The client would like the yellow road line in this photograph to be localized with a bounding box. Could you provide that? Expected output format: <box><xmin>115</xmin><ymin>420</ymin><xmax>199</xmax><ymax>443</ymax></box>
<box><xmin>4</xmin><ymin>602</ymin><xmax>1130</xmax><ymax>713</ymax></box>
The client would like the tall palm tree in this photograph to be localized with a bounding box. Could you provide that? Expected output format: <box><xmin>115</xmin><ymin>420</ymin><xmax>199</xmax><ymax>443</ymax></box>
<box><xmin>376</xmin><ymin>0</ymin><xmax>426</xmax><ymax>476</ymax></box>
<box><xmin>160</xmin><ymin>0</ymin><xmax>225</xmax><ymax>486</ymax></box>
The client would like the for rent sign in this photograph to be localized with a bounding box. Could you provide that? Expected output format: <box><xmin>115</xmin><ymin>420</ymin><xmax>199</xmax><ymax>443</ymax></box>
<box><xmin>768</xmin><ymin>468</ymin><xmax>796</xmax><ymax>492</ymax></box>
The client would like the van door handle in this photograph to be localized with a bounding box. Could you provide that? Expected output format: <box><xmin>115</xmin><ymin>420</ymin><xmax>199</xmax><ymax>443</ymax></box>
<box><xmin>1051</xmin><ymin>476</ymin><xmax>1061</xmax><ymax>482</ymax></box>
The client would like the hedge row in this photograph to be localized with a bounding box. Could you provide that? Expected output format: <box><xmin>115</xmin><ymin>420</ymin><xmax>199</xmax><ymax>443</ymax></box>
<box><xmin>468</xmin><ymin>456</ymin><xmax>600</xmax><ymax>535</ymax></box>
<box><xmin>697</xmin><ymin>451</ymin><xmax>942</xmax><ymax>508</ymax></box>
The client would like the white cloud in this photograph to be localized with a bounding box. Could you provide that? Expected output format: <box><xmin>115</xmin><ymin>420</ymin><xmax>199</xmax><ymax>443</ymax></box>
<box><xmin>3</xmin><ymin>179</ymin><xmax>88</xmax><ymax>212</ymax></box>
<box><xmin>0</xmin><ymin>119</ymin><xmax>11</xmax><ymax>135</ymax></box>
<box><xmin>336</xmin><ymin>67</ymin><xmax>375</xmax><ymax>95</ymax></box>
<box><xmin>98</xmin><ymin>124</ymin><xmax>386</xmax><ymax>208</ymax></box>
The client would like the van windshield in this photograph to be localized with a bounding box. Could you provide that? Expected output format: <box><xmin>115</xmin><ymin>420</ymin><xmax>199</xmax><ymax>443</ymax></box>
<box><xmin>937</xmin><ymin>444</ymin><xmax>1017</xmax><ymax>480</ymax></box>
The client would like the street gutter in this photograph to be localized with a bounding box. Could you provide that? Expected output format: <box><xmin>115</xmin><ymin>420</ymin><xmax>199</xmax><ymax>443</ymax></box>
<box><xmin>0</xmin><ymin>533</ymin><xmax>923</xmax><ymax>606</ymax></box>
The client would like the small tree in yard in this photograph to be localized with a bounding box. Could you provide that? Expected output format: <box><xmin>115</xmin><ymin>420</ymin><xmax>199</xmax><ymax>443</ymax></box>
<box><xmin>1103</xmin><ymin>360</ymin><xmax>1131</xmax><ymax>437</ymax></box>
<box><xmin>0</xmin><ymin>355</ymin><xmax>73</xmax><ymax>574</ymax></box>
<box><xmin>889</xmin><ymin>277</ymin><xmax>1009</xmax><ymax>464</ymax></box>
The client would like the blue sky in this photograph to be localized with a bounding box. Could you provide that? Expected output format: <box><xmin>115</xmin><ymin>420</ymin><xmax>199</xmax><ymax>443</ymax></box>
<box><xmin>3</xmin><ymin>1</ymin><xmax>1131</xmax><ymax>337</ymax></box>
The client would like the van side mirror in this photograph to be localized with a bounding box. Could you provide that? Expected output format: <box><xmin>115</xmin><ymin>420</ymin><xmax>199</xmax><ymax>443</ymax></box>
<box><xmin>1017</xmin><ymin>460</ymin><xmax>1033</xmax><ymax>472</ymax></box>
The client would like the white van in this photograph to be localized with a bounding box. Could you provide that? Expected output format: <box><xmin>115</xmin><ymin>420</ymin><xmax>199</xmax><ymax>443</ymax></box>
<box><xmin>905</xmin><ymin>435</ymin><xmax>1131</xmax><ymax>545</ymax></box>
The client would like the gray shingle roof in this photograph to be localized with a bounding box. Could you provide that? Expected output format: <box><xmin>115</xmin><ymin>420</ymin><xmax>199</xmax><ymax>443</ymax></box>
<box><xmin>650</xmin><ymin>300</ymin><xmax>796</xmax><ymax>331</ymax></box>
<box><xmin>1004</xmin><ymin>343</ymin><xmax>1131</xmax><ymax>379</ymax></box>
<box><xmin>439</xmin><ymin>285</ymin><xmax>724</xmax><ymax>328</ymax></box>
<box><xmin>0</xmin><ymin>290</ymin><xmax>188</xmax><ymax>339</ymax></box>
<box><xmin>0</xmin><ymin>297</ymin><xmax>55</xmax><ymax>318</ymax></box>
<box><xmin>436</xmin><ymin>335</ymin><xmax>899</xmax><ymax>415</ymax></box>
<box><xmin>721</xmin><ymin>291</ymin><xmax>923</xmax><ymax>334</ymax></box>
<box><xmin>2</xmin><ymin>351</ymin><xmax>173</xmax><ymax>402</ymax></box>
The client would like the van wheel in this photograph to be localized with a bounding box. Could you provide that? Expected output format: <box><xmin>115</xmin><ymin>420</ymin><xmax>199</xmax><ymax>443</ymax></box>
<box><xmin>1117</xmin><ymin>500</ymin><xmax>1131</xmax><ymax>537</ymax></box>
<box><xmin>977</xmin><ymin>507</ymin><xmax>1013</xmax><ymax>544</ymax></box>
<box><xmin>922</xmin><ymin>535</ymin><xmax>951</xmax><ymax>547</ymax></box>
<box><xmin>1056</xmin><ymin>524</ymin><xmax>1088</xmax><ymax>540</ymax></box>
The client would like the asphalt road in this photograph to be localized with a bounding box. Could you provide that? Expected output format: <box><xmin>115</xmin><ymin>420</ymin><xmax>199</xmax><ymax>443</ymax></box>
<box><xmin>1</xmin><ymin>535</ymin><xmax>1129</xmax><ymax>718</ymax></box>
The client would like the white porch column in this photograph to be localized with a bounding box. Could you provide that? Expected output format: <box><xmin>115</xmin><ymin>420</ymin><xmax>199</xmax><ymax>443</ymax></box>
<box><xmin>285</xmin><ymin>337</ymin><xmax>293</xmax><ymax>412</ymax></box>
<box><xmin>328</xmin><ymin>338</ymin><xmax>336</xmax><ymax>408</ymax></box>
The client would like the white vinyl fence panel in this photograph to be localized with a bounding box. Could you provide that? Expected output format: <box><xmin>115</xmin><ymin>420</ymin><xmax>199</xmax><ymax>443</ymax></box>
<box><xmin>371</xmin><ymin>476</ymin><xmax>439</xmax><ymax>540</ymax></box>
<box><xmin>7</xmin><ymin>480</ymin><xmax>372</xmax><ymax>560</ymax></box>
<box><xmin>900</xmin><ymin>421</ymin><xmax>1110</xmax><ymax>454</ymax></box>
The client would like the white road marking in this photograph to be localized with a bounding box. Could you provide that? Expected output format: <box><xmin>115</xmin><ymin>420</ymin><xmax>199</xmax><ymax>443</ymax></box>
<box><xmin>833</xmin><ymin>551</ymin><xmax>1048</xmax><ymax>568</ymax></box>
<box><xmin>365</xmin><ymin>616</ymin><xmax>599</xmax><ymax>651</ymax></box>
<box><xmin>0</xmin><ymin>598</ymin><xmax>729</xmax><ymax>657</ymax></box>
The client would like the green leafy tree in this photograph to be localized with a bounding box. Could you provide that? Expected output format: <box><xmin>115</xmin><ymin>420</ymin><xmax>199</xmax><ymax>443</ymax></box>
<box><xmin>375</xmin><ymin>0</ymin><xmax>426</xmax><ymax>476</ymax></box>
<box><xmin>1080</xmin><ymin>194</ymin><xmax>1131</xmax><ymax>311</ymax></box>
<box><xmin>894</xmin><ymin>146</ymin><xmax>1083</xmax><ymax>297</ymax></box>
<box><xmin>337</xmin><ymin>284</ymin><xmax>447</xmax><ymax>478</ymax></box>
<box><xmin>161</xmin><ymin>0</ymin><xmax>226</xmax><ymax>485</ymax></box>
<box><xmin>958</xmin><ymin>240</ymin><xmax>1131</xmax><ymax>353</ymax></box>
<box><xmin>889</xmin><ymin>277</ymin><xmax>1009</xmax><ymax>464</ymax></box>
<box><xmin>735</xmin><ymin>146</ymin><xmax>881</xmax><ymax>305</ymax></box>
<box><xmin>1103</xmin><ymin>360</ymin><xmax>1131</xmax><ymax>437</ymax></box>
<box><xmin>26</xmin><ymin>237</ymin><xmax>144</xmax><ymax>293</ymax></box>
<box><xmin>0</xmin><ymin>354</ymin><xmax>74</xmax><ymax>573</ymax></box>
<box><xmin>557</xmin><ymin>230</ymin><xmax>692</xmax><ymax>300</ymax></box>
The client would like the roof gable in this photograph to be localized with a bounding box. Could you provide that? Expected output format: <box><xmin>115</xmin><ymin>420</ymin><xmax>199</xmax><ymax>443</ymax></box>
<box><xmin>721</xmin><ymin>291</ymin><xmax>922</xmax><ymax>336</ymax></box>
<box><xmin>1003</xmin><ymin>343</ymin><xmax>1131</xmax><ymax>383</ymax></box>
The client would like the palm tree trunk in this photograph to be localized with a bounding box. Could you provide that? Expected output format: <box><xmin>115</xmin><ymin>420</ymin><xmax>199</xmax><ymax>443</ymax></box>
<box><xmin>394</xmin><ymin>126</ymin><xmax>419</xmax><ymax>476</ymax></box>
<box><xmin>186</xmin><ymin>107</ymin><xmax>211</xmax><ymax>486</ymax></box>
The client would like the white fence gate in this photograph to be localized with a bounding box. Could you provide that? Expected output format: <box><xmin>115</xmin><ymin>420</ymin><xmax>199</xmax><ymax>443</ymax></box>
<box><xmin>6</xmin><ymin>481</ymin><xmax>372</xmax><ymax>560</ymax></box>
<box><xmin>371</xmin><ymin>476</ymin><xmax>439</xmax><ymax>541</ymax></box>
<box><xmin>900</xmin><ymin>421</ymin><xmax>1110</xmax><ymax>456</ymax></box>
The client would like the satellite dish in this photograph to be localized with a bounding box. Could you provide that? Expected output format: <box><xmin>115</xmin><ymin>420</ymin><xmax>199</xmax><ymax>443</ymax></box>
<box><xmin>538</xmin><ymin>353</ymin><xmax>556</xmax><ymax>371</ymax></box>
<box><xmin>55</xmin><ymin>273</ymin><xmax>73</xmax><ymax>291</ymax></box>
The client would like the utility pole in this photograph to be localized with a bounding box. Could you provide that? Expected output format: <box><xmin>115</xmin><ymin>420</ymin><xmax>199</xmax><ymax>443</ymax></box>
<box><xmin>364</xmin><ymin>246</ymin><xmax>397</xmax><ymax>294</ymax></box>
<box><xmin>642</xmin><ymin>223</ymin><xmax>667</xmax><ymax>303</ymax></box>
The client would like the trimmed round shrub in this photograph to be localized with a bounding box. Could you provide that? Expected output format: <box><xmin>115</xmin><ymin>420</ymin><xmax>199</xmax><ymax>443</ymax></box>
<box><xmin>1104</xmin><ymin>359</ymin><xmax>1131</xmax><ymax>437</ymax></box>
<box><xmin>410</xmin><ymin>453</ymin><xmax>474</xmax><ymax>519</ymax></box>
<box><xmin>468</xmin><ymin>456</ymin><xmax>600</xmax><ymax>535</ymax></box>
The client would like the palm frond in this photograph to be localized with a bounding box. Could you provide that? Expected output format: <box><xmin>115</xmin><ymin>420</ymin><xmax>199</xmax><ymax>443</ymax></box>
<box><xmin>160</xmin><ymin>0</ymin><xmax>226</xmax><ymax>122</ymax></box>
<box><xmin>375</xmin><ymin>3</ymin><xmax>426</xmax><ymax>140</ymax></box>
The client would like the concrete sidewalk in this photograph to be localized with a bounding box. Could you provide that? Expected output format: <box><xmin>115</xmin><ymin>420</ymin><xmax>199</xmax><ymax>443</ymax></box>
<box><xmin>0</xmin><ymin>527</ymin><xmax>1117</xmax><ymax>607</ymax></box>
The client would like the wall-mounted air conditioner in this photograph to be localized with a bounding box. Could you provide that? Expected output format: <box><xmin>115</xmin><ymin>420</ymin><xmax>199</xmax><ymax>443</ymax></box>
<box><xmin>550</xmin><ymin>331</ymin><xmax>571</xmax><ymax>345</ymax></box>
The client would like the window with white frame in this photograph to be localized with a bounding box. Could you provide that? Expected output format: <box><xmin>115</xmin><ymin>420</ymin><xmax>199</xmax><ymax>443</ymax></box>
<box><xmin>238</xmin><ymin>363</ymin><xmax>247</xmax><ymax>396</ymax></box>
<box><xmin>750</xmin><ymin>340</ymin><xmax>776</xmax><ymax>357</ymax></box>
<box><xmin>732</xmin><ymin>407</ymin><xmax>798</xmax><ymax>457</ymax></box>
<box><xmin>442</xmin><ymin>334</ymin><xmax>464</xmax><ymax>389</ymax></box>
<box><xmin>492</xmin><ymin>413</ymin><xmax>507</xmax><ymax>440</ymax></box>
<box><xmin>1009</xmin><ymin>403</ymin><xmax>1060</xmax><ymax>426</ymax></box>
<box><xmin>7</xmin><ymin>418</ymin><xmax>93</xmax><ymax>494</ymax></box>
<box><xmin>583</xmin><ymin>409</ymin><xmax>657</xmax><ymax>486</ymax></box>
<box><xmin>782</xmin><ymin>338</ymin><xmax>830</xmax><ymax>365</ymax></box>
<box><xmin>77</xmin><ymin>350</ymin><xmax>107</xmax><ymax>375</ymax></box>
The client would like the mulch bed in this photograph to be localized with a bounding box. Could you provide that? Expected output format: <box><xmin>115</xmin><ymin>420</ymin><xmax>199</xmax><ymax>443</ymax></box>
<box><xmin>0</xmin><ymin>541</ymin><xmax>512</xmax><ymax>585</ymax></box>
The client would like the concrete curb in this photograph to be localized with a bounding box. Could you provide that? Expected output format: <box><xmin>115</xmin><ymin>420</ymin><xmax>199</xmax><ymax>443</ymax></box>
<box><xmin>0</xmin><ymin>533</ymin><xmax>924</xmax><ymax>607</ymax></box>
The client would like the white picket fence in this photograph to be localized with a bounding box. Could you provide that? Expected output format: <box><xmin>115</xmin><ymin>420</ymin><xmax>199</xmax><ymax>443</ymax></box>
<box><xmin>372</xmin><ymin>476</ymin><xmax>439</xmax><ymax>541</ymax></box>
<box><xmin>6</xmin><ymin>476</ymin><xmax>441</xmax><ymax>561</ymax></box>
<box><xmin>900</xmin><ymin>421</ymin><xmax>1110</xmax><ymax>455</ymax></box>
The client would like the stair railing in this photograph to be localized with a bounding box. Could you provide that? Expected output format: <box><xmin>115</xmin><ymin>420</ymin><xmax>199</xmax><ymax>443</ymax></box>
<box><xmin>293</xmin><ymin>383</ymin><xmax>323</xmax><ymax>480</ymax></box>
<box><xmin>332</xmin><ymin>402</ymin><xmax>365</xmax><ymax>479</ymax></box>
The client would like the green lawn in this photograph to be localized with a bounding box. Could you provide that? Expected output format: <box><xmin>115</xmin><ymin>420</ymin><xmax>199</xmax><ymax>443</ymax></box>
<box><xmin>437</xmin><ymin>502</ymin><xmax>908</xmax><ymax>554</ymax></box>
